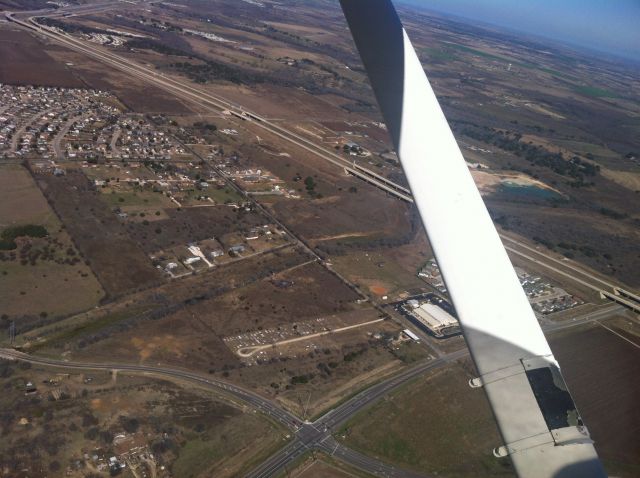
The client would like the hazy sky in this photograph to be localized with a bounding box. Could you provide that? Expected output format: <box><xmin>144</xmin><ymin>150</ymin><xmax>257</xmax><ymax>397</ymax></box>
<box><xmin>398</xmin><ymin>0</ymin><xmax>640</xmax><ymax>61</ymax></box>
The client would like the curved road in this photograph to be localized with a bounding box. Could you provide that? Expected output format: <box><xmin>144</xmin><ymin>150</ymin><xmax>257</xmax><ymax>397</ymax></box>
<box><xmin>0</xmin><ymin>348</ymin><xmax>446</xmax><ymax>477</ymax></box>
<box><xmin>0</xmin><ymin>349</ymin><xmax>301</xmax><ymax>430</ymax></box>
<box><xmin>3</xmin><ymin>4</ymin><xmax>637</xmax><ymax>476</ymax></box>
<box><xmin>0</xmin><ymin>299</ymin><xmax>626</xmax><ymax>478</ymax></box>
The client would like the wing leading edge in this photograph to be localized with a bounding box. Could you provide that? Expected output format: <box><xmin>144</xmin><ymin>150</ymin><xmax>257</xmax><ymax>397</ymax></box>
<box><xmin>338</xmin><ymin>1</ymin><xmax>606</xmax><ymax>477</ymax></box>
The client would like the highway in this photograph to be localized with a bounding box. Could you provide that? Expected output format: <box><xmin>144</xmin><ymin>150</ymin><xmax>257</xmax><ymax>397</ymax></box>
<box><xmin>0</xmin><ymin>303</ymin><xmax>625</xmax><ymax>477</ymax></box>
<box><xmin>0</xmin><ymin>348</ymin><xmax>302</xmax><ymax>430</ymax></box>
<box><xmin>0</xmin><ymin>347</ymin><xmax>454</xmax><ymax>477</ymax></box>
<box><xmin>4</xmin><ymin>4</ymin><xmax>638</xmax><ymax>476</ymax></box>
<box><xmin>6</xmin><ymin>9</ymin><xmax>413</xmax><ymax>202</ymax></box>
<box><xmin>501</xmin><ymin>234</ymin><xmax>619</xmax><ymax>291</ymax></box>
<box><xmin>7</xmin><ymin>5</ymin><xmax>640</xmax><ymax>312</ymax></box>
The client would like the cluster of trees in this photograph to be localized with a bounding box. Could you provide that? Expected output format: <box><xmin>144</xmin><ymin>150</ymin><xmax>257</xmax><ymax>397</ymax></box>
<box><xmin>127</xmin><ymin>38</ymin><xmax>189</xmax><ymax>57</ymax></box>
<box><xmin>458</xmin><ymin>125</ymin><xmax>600</xmax><ymax>182</ymax></box>
<box><xmin>169</xmin><ymin>60</ymin><xmax>266</xmax><ymax>85</ymax></box>
<box><xmin>599</xmin><ymin>207</ymin><xmax>628</xmax><ymax>220</ymax></box>
<box><xmin>556</xmin><ymin>241</ymin><xmax>600</xmax><ymax>259</ymax></box>
<box><xmin>532</xmin><ymin>236</ymin><xmax>613</xmax><ymax>261</ymax></box>
<box><xmin>290</xmin><ymin>373</ymin><xmax>315</xmax><ymax>385</ymax></box>
<box><xmin>0</xmin><ymin>224</ymin><xmax>48</xmax><ymax>250</ymax></box>
<box><xmin>193</xmin><ymin>121</ymin><xmax>217</xmax><ymax>132</ymax></box>
<box><xmin>343</xmin><ymin>348</ymin><xmax>366</xmax><ymax>362</ymax></box>
<box><xmin>36</xmin><ymin>17</ymin><xmax>110</xmax><ymax>35</ymax></box>
<box><xmin>304</xmin><ymin>176</ymin><xmax>317</xmax><ymax>195</ymax></box>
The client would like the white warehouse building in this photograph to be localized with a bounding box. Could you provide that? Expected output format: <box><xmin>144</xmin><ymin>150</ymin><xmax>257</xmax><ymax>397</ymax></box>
<box><xmin>410</xmin><ymin>302</ymin><xmax>458</xmax><ymax>335</ymax></box>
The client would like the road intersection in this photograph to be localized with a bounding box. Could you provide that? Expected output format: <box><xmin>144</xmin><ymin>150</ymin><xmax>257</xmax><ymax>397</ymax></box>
<box><xmin>0</xmin><ymin>303</ymin><xmax>626</xmax><ymax>477</ymax></box>
<box><xmin>2</xmin><ymin>4</ymin><xmax>638</xmax><ymax>475</ymax></box>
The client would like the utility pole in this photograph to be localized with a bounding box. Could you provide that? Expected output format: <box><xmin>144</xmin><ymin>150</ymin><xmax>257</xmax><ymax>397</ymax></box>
<box><xmin>9</xmin><ymin>321</ymin><xmax>16</xmax><ymax>344</ymax></box>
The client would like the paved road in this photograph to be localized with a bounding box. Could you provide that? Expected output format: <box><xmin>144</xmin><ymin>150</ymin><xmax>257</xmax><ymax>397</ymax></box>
<box><xmin>0</xmin><ymin>347</ymin><xmax>448</xmax><ymax>477</ymax></box>
<box><xmin>247</xmin><ymin>303</ymin><xmax>630</xmax><ymax>477</ymax></box>
<box><xmin>243</xmin><ymin>349</ymin><xmax>468</xmax><ymax>478</ymax></box>
<box><xmin>14</xmin><ymin>7</ymin><xmax>640</xmax><ymax>306</ymax></box>
<box><xmin>0</xmin><ymin>295</ymin><xmax>627</xmax><ymax>478</ymax></box>
<box><xmin>52</xmin><ymin>111</ymin><xmax>87</xmax><ymax>159</ymax></box>
<box><xmin>7</xmin><ymin>10</ymin><xmax>412</xmax><ymax>201</ymax></box>
<box><xmin>5</xmin><ymin>5</ymin><xmax>638</xmax><ymax>476</ymax></box>
<box><xmin>0</xmin><ymin>349</ymin><xmax>302</xmax><ymax>431</ymax></box>
<box><xmin>109</xmin><ymin>125</ymin><xmax>121</xmax><ymax>157</ymax></box>
<box><xmin>9</xmin><ymin>7</ymin><xmax>640</xmax><ymax>309</ymax></box>
<box><xmin>501</xmin><ymin>234</ymin><xmax>620</xmax><ymax>291</ymax></box>
<box><xmin>10</xmin><ymin>106</ymin><xmax>57</xmax><ymax>153</ymax></box>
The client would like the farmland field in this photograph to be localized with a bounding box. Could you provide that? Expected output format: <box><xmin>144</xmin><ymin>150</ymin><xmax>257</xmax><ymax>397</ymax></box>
<box><xmin>0</xmin><ymin>165</ymin><xmax>104</xmax><ymax>322</ymax></box>
<box><xmin>34</xmin><ymin>168</ymin><xmax>163</xmax><ymax>298</ymax></box>
<box><xmin>550</xmin><ymin>320</ymin><xmax>640</xmax><ymax>477</ymax></box>
<box><xmin>338</xmin><ymin>360</ymin><xmax>513</xmax><ymax>478</ymax></box>
<box><xmin>0</xmin><ymin>27</ymin><xmax>83</xmax><ymax>87</ymax></box>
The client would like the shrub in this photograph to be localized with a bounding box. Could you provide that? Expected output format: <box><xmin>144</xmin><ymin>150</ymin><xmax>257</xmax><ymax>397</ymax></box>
<box><xmin>0</xmin><ymin>225</ymin><xmax>48</xmax><ymax>250</ymax></box>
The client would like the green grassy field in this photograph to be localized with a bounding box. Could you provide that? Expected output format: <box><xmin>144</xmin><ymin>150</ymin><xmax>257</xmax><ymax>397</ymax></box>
<box><xmin>0</xmin><ymin>260</ymin><xmax>104</xmax><ymax>319</ymax></box>
<box><xmin>338</xmin><ymin>362</ymin><xmax>514</xmax><ymax>477</ymax></box>
<box><xmin>553</xmin><ymin>139</ymin><xmax>619</xmax><ymax>158</ymax></box>
<box><xmin>421</xmin><ymin>47</ymin><xmax>458</xmax><ymax>62</ymax></box>
<box><xmin>0</xmin><ymin>164</ymin><xmax>105</xmax><ymax>319</ymax></box>
<box><xmin>573</xmin><ymin>85</ymin><xmax>619</xmax><ymax>98</ymax></box>
<box><xmin>173</xmin><ymin>414</ymin><xmax>289</xmax><ymax>478</ymax></box>
<box><xmin>448</xmin><ymin>43</ymin><xmax>535</xmax><ymax>70</ymax></box>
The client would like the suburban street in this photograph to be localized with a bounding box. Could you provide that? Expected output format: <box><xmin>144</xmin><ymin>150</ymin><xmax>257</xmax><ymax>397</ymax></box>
<box><xmin>7</xmin><ymin>4</ymin><xmax>640</xmax><ymax>311</ymax></box>
<box><xmin>7</xmin><ymin>8</ymin><xmax>413</xmax><ymax>201</ymax></box>
<box><xmin>2</xmin><ymin>3</ymin><xmax>638</xmax><ymax>476</ymax></box>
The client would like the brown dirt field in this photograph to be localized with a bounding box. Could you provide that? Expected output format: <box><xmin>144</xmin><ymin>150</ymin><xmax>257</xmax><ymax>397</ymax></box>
<box><xmin>601</xmin><ymin>168</ymin><xmax>640</xmax><ymax>193</ymax></box>
<box><xmin>241</xmin><ymin>328</ymin><xmax>404</xmax><ymax>418</ymax></box>
<box><xmin>0</xmin><ymin>27</ymin><xmax>84</xmax><ymax>87</ymax></box>
<box><xmin>320</xmin><ymin>120</ymin><xmax>392</xmax><ymax>144</ymax></box>
<box><xmin>233</xmin><ymin>138</ymin><xmax>347</xmax><ymax>197</ymax></box>
<box><xmin>0</xmin><ymin>164</ymin><xmax>57</xmax><ymax>227</ymax></box>
<box><xmin>126</xmin><ymin>205</ymin><xmax>269</xmax><ymax>254</ymax></box>
<box><xmin>45</xmin><ymin>47</ymin><xmax>195</xmax><ymax>114</ymax></box>
<box><xmin>191</xmin><ymin>261</ymin><xmax>362</xmax><ymax>337</ymax></box>
<box><xmin>36</xmin><ymin>248</ymin><xmax>404</xmax><ymax>418</ymax></box>
<box><xmin>272</xmin><ymin>188</ymin><xmax>416</xmax><ymax>247</ymax></box>
<box><xmin>58</xmin><ymin>247</ymin><xmax>314</xmax><ymax>367</ymax></box>
<box><xmin>330</xmin><ymin>246</ymin><xmax>429</xmax><ymax>301</ymax></box>
<box><xmin>550</xmin><ymin>322</ymin><xmax>640</xmax><ymax>476</ymax></box>
<box><xmin>0</xmin><ymin>259</ymin><xmax>105</xmax><ymax>322</ymax></box>
<box><xmin>34</xmin><ymin>168</ymin><xmax>163</xmax><ymax>298</ymax></box>
<box><xmin>368</xmin><ymin>283</ymin><xmax>389</xmax><ymax>296</ymax></box>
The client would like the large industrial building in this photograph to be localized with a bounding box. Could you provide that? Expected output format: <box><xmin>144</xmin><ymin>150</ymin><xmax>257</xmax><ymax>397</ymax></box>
<box><xmin>401</xmin><ymin>296</ymin><xmax>460</xmax><ymax>338</ymax></box>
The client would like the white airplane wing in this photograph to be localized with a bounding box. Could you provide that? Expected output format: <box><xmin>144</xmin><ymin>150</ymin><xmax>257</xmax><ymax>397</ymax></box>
<box><xmin>338</xmin><ymin>1</ymin><xmax>607</xmax><ymax>477</ymax></box>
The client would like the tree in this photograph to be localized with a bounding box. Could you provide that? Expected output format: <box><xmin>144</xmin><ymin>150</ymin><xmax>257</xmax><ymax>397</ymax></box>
<box><xmin>121</xmin><ymin>416</ymin><xmax>140</xmax><ymax>433</ymax></box>
<box><xmin>304</xmin><ymin>176</ymin><xmax>316</xmax><ymax>191</ymax></box>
